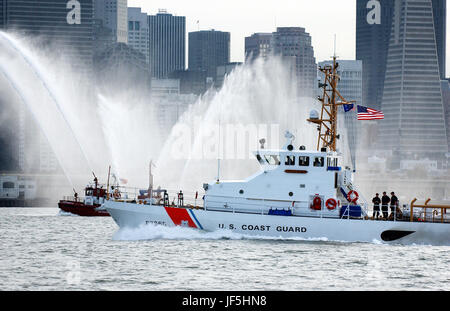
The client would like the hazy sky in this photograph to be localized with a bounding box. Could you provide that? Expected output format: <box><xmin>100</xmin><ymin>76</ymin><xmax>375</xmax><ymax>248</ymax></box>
<box><xmin>129</xmin><ymin>0</ymin><xmax>450</xmax><ymax>77</ymax></box>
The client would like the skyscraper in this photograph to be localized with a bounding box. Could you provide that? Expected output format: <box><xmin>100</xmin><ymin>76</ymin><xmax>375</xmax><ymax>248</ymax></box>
<box><xmin>272</xmin><ymin>27</ymin><xmax>317</xmax><ymax>97</ymax></box>
<box><xmin>94</xmin><ymin>0</ymin><xmax>128</xmax><ymax>44</ymax></box>
<box><xmin>432</xmin><ymin>0</ymin><xmax>447</xmax><ymax>79</ymax></box>
<box><xmin>148</xmin><ymin>9</ymin><xmax>185</xmax><ymax>78</ymax></box>
<box><xmin>188</xmin><ymin>30</ymin><xmax>230</xmax><ymax>79</ymax></box>
<box><xmin>1</xmin><ymin>0</ymin><xmax>95</xmax><ymax>71</ymax></box>
<box><xmin>356</xmin><ymin>0</ymin><xmax>395</xmax><ymax>111</ymax></box>
<box><xmin>356</xmin><ymin>0</ymin><xmax>446</xmax><ymax>110</ymax></box>
<box><xmin>378</xmin><ymin>0</ymin><xmax>448</xmax><ymax>158</ymax></box>
<box><xmin>442</xmin><ymin>80</ymin><xmax>450</xmax><ymax>152</ymax></box>
<box><xmin>245</xmin><ymin>33</ymin><xmax>272</xmax><ymax>62</ymax></box>
<box><xmin>128</xmin><ymin>7</ymin><xmax>149</xmax><ymax>64</ymax></box>
<box><xmin>0</xmin><ymin>0</ymin><xmax>5</xmax><ymax>28</ymax></box>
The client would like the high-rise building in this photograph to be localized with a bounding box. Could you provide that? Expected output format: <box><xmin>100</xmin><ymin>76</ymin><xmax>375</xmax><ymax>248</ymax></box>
<box><xmin>272</xmin><ymin>27</ymin><xmax>317</xmax><ymax>97</ymax></box>
<box><xmin>356</xmin><ymin>0</ymin><xmax>396</xmax><ymax>111</ymax></box>
<box><xmin>94</xmin><ymin>0</ymin><xmax>128</xmax><ymax>44</ymax></box>
<box><xmin>1</xmin><ymin>0</ymin><xmax>95</xmax><ymax>71</ymax></box>
<box><xmin>318</xmin><ymin>60</ymin><xmax>363</xmax><ymax>169</ymax></box>
<box><xmin>0</xmin><ymin>0</ymin><xmax>5</xmax><ymax>28</ymax></box>
<box><xmin>168</xmin><ymin>70</ymin><xmax>207</xmax><ymax>95</ymax></box>
<box><xmin>244</xmin><ymin>32</ymin><xmax>272</xmax><ymax>62</ymax></box>
<box><xmin>215</xmin><ymin>62</ymin><xmax>242</xmax><ymax>88</ymax></box>
<box><xmin>93</xmin><ymin>42</ymin><xmax>149</xmax><ymax>91</ymax></box>
<box><xmin>188</xmin><ymin>30</ymin><xmax>230</xmax><ymax>80</ymax></box>
<box><xmin>432</xmin><ymin>0</ymin><xmax>447</xmax><ymax>79</ymax></box>
<box><xmin>128</xmin><ymin>7</ymin><xmax>149</xmax><ymax>65</ymax></box>
<box><xmin>0</xmin><ymin>0</ymin><xmax>95</xmax><ymax>173</ymax></box>
<box><xmin>442</xmin><ymin>80</ymin><xmax>450</xmax><ymax>152</ymax></box>
<box><xmin>356</xmin><ymin>0</ymin><xmax>446</xmax><ymax>110</ymax></box>
<box><xmin>148</xmin><ymin>9</ymin><xmax>185</xmax><ymax>78</ymax></box>
<box><xmin>378</xmin><ymin>0</ymin><xmax>448</xmax><ymax>159</ymax></box>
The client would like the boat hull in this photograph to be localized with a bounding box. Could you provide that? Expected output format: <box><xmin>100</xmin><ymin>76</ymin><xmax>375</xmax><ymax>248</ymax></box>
<box><xmin>105</xmin><ymin>201</ymin><xmax>450</xmax><ymax>245</ymax></box>
<box><xmin>58</xmin><ymin>200</ymin><xmax>110</xmax><ymax>217</ymax></box>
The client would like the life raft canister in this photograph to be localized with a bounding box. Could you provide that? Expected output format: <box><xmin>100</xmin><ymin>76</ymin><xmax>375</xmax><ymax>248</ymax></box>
<box><xmin>311</xmin><ymin>196</ymin><xmax>322</xmax><ymax>210</ymax></box>
<box><xmin>347</xmin><ymin>190</ymin><xmax>359</xmax><ymax>203</ymax></box>
<box><xmin>326</xmin><ymin>198</ymin><xmax>337</xmax><ymax>210</ymax></box>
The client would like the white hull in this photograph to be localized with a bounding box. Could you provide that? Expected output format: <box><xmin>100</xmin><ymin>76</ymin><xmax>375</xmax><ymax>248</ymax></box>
<box><xmin>105</xmin><ymin>201</ymin><xmax>450</xmax><ymax>245</ymax></box>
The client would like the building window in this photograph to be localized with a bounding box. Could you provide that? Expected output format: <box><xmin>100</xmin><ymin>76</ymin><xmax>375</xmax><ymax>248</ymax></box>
<box><xmin>129</xmin><ymin>21</ymin><xmax>134</xmax><ymax>30</ymax></box>
<box><xmin>2</xmin><ymin>182</ymin><xmax>15</xmax><ymax>189</ymax></box>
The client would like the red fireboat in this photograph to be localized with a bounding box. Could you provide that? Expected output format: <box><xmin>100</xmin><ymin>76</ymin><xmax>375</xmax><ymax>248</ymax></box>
<box><xmin>58</xmin><ymin>174</ymin><xmax>110</xmax><ymax>217</ymax></box>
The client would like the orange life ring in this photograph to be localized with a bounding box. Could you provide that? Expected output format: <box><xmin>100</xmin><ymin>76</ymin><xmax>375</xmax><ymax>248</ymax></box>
<box><xmin>326</xmin><ymin>198</ymin><xmax>337</xmax><ymax>210</ymax></box>
<box><xmin>311</xmin><ymin>196</ymin><xmax>322</xmax><ymax>210</ymax></box>
<box><xmin>347</xmin><ymin>190</ymin><xmax>359</xmax><ymax>203</ymax></box>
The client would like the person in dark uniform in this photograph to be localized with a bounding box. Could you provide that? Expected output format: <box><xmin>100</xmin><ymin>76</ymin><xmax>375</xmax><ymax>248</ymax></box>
<box><xmin>372</xmin><ymin>193</ymin><xmax>381</xmax><ymax>220</ymax></box>
<box><xmin>381</xmin><ymin>192</ymin><xmax>390</xmax><ymax>220</ymax></box>
<box><xmin>390</xmin><ymin>192</ymin><xmax>399</xmax><ymax>219</ymax></box>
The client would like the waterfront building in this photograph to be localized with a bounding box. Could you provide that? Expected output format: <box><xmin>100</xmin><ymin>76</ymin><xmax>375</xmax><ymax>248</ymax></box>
<box><xmin>245</xmin><ymin>32</ymin><xmax>272</xmax><ymax>62</ymax></box>
<box><xmin>271</xmin><ymin>27</ymin><xmax>317</xmax><ymax>97</ymax></box>
<box><xmin>168</xmin><ymin>70</ymin><xmax>207</xmax><ymax>95</ymax></box>
<box><xmin>127</xmin><ymin>7</ymin><xmax>149</xmax><ymax>65</ymax></box>
<box><xmin>148</xmin><ymin>9</ymin><xmax>185</xmax><ymax>78</ymax></box>
<box><xmin>215</xmin><ymin>62</ymin><xmax>242</xmax><ymax>88</ymax></box>
<box><xmin>151</xmin><ymin>78</ymin><xmax>197</xmax><ymax>141</ymax></box>
<box><xmin>94</xmin><ymin>42</ymin><xmax>149</xmax><ymax>91</ymax></box>
<box><xmin>378</xmin><ymin>0</ymin><xmax>448</xmax><ymax>160</ymax></box>
<box><xmin>188</xmin><ymin>30</ymin><xmax>230</xmax><ymax>80</ymax></box>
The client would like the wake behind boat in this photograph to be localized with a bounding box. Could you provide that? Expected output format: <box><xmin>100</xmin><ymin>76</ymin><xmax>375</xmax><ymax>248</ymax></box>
<box><xmin>104</xmin><ymin>57</ymin><xmax>450</xmax><ymax>245</ymax></box>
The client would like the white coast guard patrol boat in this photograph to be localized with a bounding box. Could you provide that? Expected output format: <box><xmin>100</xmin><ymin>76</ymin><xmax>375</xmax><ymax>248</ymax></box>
<box><xmin>104</xmin><ymin>58</ymin><xmax>450</xmax><ymax>245</ymax></box>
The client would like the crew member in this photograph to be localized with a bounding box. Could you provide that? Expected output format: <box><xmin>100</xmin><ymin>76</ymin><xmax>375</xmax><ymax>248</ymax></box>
<box><xmin>381</xmin><ymin>192</ymin><xmax>390</xmax><ymax>220</ymax></box>
<box><xmin>390</xmin><ymin>192</ymin><xmax>399</xmax><ymax>219</ymax></box>
<box><xmin>372</xmin><ymin>193</ymin><xmax>381</xmax><ymax>220</ymax></box>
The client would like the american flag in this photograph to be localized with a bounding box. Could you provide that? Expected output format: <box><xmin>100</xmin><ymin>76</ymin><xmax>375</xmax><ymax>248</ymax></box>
<box><xmin>357</xmin><ymin>105</ymin><xmax>384</xmax><ymax>120</ymax></box>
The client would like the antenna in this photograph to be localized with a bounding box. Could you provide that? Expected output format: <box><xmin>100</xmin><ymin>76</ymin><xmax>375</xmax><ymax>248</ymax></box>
<box><xmin>217</xmin><ymin>114</ymin><xmax>221</xmax><ymax>183</ymax></box>
<box><xmin>216</xmin><ymin>98</ymin><xmax>223</xmax><ymax>183</ymax></box>
<box><xmin>333</xmin><ymin>34</ymin><xmax>337</xmax><ymax>58</ymax></box>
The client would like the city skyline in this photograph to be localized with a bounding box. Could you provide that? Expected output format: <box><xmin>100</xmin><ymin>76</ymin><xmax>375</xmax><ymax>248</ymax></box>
<box><xmin>129</xmin><ymin>0</ymin><xmax>450</xmax><ymax>77</ymax></box>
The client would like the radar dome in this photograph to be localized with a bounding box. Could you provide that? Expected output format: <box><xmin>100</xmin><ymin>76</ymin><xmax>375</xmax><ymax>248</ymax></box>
<box><xmin>309</xmin><ymin>109</ymin><xmax>319</xmax><ymax>119</ymax></box>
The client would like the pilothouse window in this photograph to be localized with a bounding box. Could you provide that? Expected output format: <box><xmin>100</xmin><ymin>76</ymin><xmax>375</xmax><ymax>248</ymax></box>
<box><xmin>298</xmin><ymin>156</ymin><xmax>310</xmax><ymax>166</ymax></box>
<box><xmin>313</xmin><ymin>157</ymin><xmax>325</xmax><ymax>167</ymax></box>
<box><xmin>256</xmin><ymin>154</ymin><xmax>265</xmax><ymax>164</ymax></box>
<box><xmin>285</xmin><ymin>155</ymin><xmax>295</xmax><ymax>166</ymax></box>
<box><xmin>264</xmin><ymin>155</ymin><xmax>281</xmax><ymax>165</ymax></box>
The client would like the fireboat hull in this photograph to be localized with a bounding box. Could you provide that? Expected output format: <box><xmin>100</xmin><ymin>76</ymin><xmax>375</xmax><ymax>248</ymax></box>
<box><xmin>58</xmin><ymin>200</ymin><xmax>110</xmax><ymax>217</ymax></box>
<box><xmin>105</xmin><ymin>201</ymin><xmax>450</xmax><ymax>245</ymax></box>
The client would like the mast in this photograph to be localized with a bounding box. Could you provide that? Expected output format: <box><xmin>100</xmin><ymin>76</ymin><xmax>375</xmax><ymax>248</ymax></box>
<box><xmin>149</xmin><ymin>160</ymin><xmax>154</xmax><ymax>198</ymax></box>
<box><xmin>307</xmin><ymin>56</ymin><xmax>354</xmax><ymax>152</ymax></box>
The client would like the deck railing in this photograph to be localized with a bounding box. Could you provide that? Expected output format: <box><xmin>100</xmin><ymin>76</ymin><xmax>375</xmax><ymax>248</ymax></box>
<box><xmin>410</xmin><ymin>198</ymin><xmax>450</xmax><ymax>223</ymax></box>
